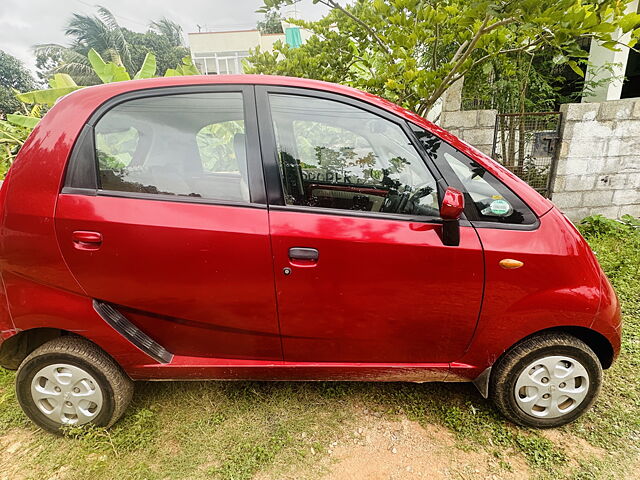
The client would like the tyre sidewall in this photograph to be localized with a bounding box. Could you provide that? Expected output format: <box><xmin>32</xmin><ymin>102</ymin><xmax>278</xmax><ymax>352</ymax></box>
<box><xmin>500</xmin><ymin>344</ymin><xmax>602</xmax><ymax>428</ymax></box>
<box><xmin>16</xmin><ymin>352</ymin><xmax>116</xmax><ymax>433</ymax></box>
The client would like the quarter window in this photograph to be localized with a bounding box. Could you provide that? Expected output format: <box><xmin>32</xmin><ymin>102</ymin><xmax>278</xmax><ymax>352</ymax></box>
<box><xmin>269</xmin><ymin>94</ymin><xmax>440</xmax><ymax>217</ymax></box>
<box><xmin>412</xmin><ymin>127</ymin><xmax>536</xmax><ymax>225</ymax></box>
<box><xmin>94</xmin><ymin>92</ymin><xmax>250</xmax><ymax>202</ymax></box>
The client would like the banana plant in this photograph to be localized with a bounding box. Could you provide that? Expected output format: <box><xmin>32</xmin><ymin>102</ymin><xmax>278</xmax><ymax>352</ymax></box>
<box><xmin>1</xmin><ymin>50</ymin><xmax>197</xmax><ymax>174</ymax></box>
<box><xmin>89</xmin><ymin>48</ymin><xmax>157</xmax><ymax>83</ymax></box>
<box><xmin>16</xmin><ymin>73</ymin><xmax>81</xmax><ymax>106</ymax></box>
<box><xmin>165</xmin><ymin>56</ymin><xmax>200</xmax><ymax>77</ymax></box>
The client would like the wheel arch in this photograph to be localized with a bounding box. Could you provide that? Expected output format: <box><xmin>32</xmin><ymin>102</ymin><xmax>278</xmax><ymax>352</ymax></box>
<box><xmin>513</xmin><ymin>326</ymin><xmax>615</xmax><ymax>370</ymax></box>
<box><xmin>472</xmin><ymin>325</ymin><xmax>614</xmax><ymax>399</ymax></box>
<box><xmin>0</xmin><ymin>328</ymin><xmax>118</xmax><ymax>371</ymax></box>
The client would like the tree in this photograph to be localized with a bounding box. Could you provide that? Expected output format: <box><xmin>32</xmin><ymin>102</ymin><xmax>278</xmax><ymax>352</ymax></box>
<box><xmin>34</xmin><ymin>6</ymin><xmax>190</xmax><ymax>85</ymax></box>
<box><xmin>248</xmin><ymin>0</ymin><xmax>640</xmax><ymax>116</ymax></box>
<box><xmin>124</xmin><ymin>26</ymin><xmax>189</xmax><ymax>78</ymax></box>
<box><xmin>0</xmin><ymin>51</ymin><xmax>36</xmax><ymax>115</ymax></box>
<box><xmin>257</xmin><ymin>11</ymin><xmax>284</xmax><ymax>34</ymax></box>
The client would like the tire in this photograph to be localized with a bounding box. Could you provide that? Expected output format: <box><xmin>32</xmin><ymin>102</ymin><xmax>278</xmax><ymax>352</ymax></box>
<box><xmin>490</xmin><ymin>332</ymin><xmax>602</xmax><ymax>428</ymax></box>
<box><xmin>15</xmin><ymin>336</ymin><xmax>133</xmax><ymax>434</ymax></box>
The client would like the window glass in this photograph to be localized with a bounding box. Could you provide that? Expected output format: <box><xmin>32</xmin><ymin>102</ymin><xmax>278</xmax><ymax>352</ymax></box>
<box><xmin>412</xmin><ymin>127</ymin><xmax>536</xmax><ymax>224</ymax></box>
<box><xmin>269</xmin><ymin>94</ymin><xmax>439</xmax><ymax>217</ymax></box>
<box><xmin>95</xmin><ymin>92</ymin><xmax>249</xmax><ymax>202</ymax></box>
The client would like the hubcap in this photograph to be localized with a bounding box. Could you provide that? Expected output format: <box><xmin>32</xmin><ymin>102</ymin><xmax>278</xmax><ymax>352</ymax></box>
<box><xmin>30</xmin><ymin>363</ymin><xmax>103</xmax><ymax>426</ymax></box>
<box><xmin>514</xmin><ymin>355</ymin><xmax>589</xmax><ymax>419</ymax></box>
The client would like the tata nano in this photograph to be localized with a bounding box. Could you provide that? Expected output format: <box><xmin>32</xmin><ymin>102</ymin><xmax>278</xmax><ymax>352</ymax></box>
<box><xmin>0</xmin><ymin>76</ymin><xmax>620</xmax><ymax>433</ymax></box>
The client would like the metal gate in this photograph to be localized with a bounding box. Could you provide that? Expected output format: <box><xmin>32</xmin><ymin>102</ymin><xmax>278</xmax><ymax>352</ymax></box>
<box><xmin>491</xmin><ymin>112</ymin><xmax>562</xmax><ymax>198</ymax></box>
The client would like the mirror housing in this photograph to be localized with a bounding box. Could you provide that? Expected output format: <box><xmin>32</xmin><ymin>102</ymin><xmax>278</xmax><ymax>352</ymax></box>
<box><xmin>440</xmin><ymin>187</ymin><xmax>464</xmax><ymax>220</ymax></box>
<box><xmin>440</xmin><ymin>187</ymin><xmax>464</xmax><ymax>246</ymax></box>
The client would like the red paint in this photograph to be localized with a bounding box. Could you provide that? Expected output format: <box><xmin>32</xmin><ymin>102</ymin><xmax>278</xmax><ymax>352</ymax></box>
<box><xmin>0</xmin><ymin>75</ymin><xmax>620</xmax><ymax>384</ymax></box>
<box><xmin>440</xmin><ymin>187</ymin><xmax>464</xmax><ymax>219</ymax></box>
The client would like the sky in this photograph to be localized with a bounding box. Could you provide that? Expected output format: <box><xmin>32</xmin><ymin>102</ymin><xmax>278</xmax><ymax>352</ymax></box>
<box><xmin>0</xmin><ymin>0</ymin><xmax>328</xmax><ymax>74</ymax></box>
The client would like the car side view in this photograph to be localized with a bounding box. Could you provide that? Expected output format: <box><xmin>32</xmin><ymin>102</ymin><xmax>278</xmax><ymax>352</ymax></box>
<box><xmin>0</xmin><ymin>75</ymin><xmax>621</xmax><ymax>433</ymax></box>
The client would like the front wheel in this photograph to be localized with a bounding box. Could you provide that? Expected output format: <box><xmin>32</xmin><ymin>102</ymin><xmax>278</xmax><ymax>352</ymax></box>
<box><xmin>490</xmin><ymin>333</ymin><xmax>602</xmax><ymax>428</ymax></box>
<box><xmin>16</xmin><ymin>336</ymin><xmax>133</xmax><ymax>434</ymax></box>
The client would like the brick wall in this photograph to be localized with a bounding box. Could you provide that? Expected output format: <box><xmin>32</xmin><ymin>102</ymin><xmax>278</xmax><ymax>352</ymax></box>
<box><xmin>439</xmin><ymin>109</ymin><xmax>497</xmax><ymax>157</ymax></box>
<box><xmin>438</xmin><ymin>99</ymin><xmax>639</xmax><ymax>222</ymax></box>
<box><xmin>551</xmin><ymin>99</ymin><xmax>640</xmax><ymax>221</ymax></box>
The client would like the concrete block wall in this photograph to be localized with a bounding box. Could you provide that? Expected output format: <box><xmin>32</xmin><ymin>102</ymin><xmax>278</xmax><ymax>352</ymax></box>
<box><xmin>439</xmin><ymin>109</ymin><xmax>497</xmax><ymax>157</ymax></box>
<box><xmin>551</xmin><ymin>99</ymin><xmax>640</xmax><ymax>221</ymax></box>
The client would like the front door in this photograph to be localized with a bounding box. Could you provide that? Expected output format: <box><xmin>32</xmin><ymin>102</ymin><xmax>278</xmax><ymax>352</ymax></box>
<box><xmin>55</xmin><ymin>87</ymin><xmax>282</xmax><ymax>361</ymax></box>
<box><xmin>257</xmin><ymin>88</ymin><xmax>484</xmax><ymax>363</ymax></box>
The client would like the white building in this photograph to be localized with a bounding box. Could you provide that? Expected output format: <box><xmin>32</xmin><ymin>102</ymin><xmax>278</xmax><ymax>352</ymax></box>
<box><xmin>584</xmin><ymin>0</ymin><xmax>640</xmax><ymax>101</ymax></box>
<box><xmin>188</xmin><ymin>25</ymin><xmax>309</xmax><ymax>75</ymax></box>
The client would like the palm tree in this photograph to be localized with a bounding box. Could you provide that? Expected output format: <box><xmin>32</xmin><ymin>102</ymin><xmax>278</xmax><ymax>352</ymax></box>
<box><xmin>34</xmin><ymin>6</ymin><xmax>131</xmax><ymax>85</ymax></box>
<box><xmin>150</xmin><ymin>18</ymin><xmax>185</xmax><ymax>48</ymax></box>
<box><xmin>34</xmin><ymin>7</ymin><xmax>187</xmax><ymax>85</ymax></box>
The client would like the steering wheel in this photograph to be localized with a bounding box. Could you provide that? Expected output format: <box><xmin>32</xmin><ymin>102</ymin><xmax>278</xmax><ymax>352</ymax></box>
<box><xmin>404</xmin><ymin>182</ymin><xmax>439</xmax><ymax>216</ymax></box>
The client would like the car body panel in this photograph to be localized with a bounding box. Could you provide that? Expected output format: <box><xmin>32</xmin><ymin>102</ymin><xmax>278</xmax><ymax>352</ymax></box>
<box><xmin>269</xmin><ymin>210</ymin><xmax>484</xmax><ymax>363</ymax></box>
<box><xmin>54</xmin><ymin>194</ymin><xmax>282</xmax><ymax>361</ymax></box>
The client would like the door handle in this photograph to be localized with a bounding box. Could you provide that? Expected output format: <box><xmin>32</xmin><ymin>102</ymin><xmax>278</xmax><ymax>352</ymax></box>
<box><xmin>72</xmin><ymin>231</ymin><xmax>102</xmax><ymax>250</ymax></box>
<box><xmin>289</xmin><ymin>247</ymin><xmax>319</xmax><ymax>261</ymax></box>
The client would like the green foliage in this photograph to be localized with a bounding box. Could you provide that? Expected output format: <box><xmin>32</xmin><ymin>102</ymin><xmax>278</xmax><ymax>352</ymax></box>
<box><xmin>6</xmin><ymin>114</ymin><xmax>40</xmax><ymax>129</ymax></box>
<box><xmin>34</xmin><ymin>6</ymin><xmax>189</xmax><ymax>86</ymax></box>
<box><xmin>579</xmin><ymin>214</ymin><xmax>640</xmax><ymax>239</ymax></box>
<box><xmin>249</xmin><ymin>0</ymin><xmax>640</xmax><ymax>115</ymax></box>
<box><xmin>257</xmin><ymin>10</ymin><xmax>285</xmax><ymax>34</ymax></box>
<box><xmin>89</xmin><ymin>48</ymin><xmax>132</xmax><ymax>83</ymax></box>
<box><xmin>0</xmin><ymin>105</ymin><xmax>42</xmax><ymax>176</ymax></box>
<box><xmin>0</xmin><ymin>47</ymin><xmax>195</xmax><ymax>175</ymax></box>
<box><xmin>164</xmin><ymin>56</ymin><xmax>201</xmax><ymax>77</ymax></box>
<box><xmin>0</xmin><ymin>50</ymin><xmax>36</xmax><ymax>115</ymax></box>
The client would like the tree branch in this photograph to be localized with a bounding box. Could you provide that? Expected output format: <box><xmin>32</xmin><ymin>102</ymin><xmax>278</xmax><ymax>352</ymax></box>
<box><xmin>317</xmin><ymin>0</ymin><xmax>392</xmax><ymax>55</ymax></box>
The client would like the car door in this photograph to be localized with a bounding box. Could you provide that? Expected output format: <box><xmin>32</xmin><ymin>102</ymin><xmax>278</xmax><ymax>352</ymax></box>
<box><xmin>55</xmin><ymin>86</ymin><xmax>282</xmax><ymax>361</ymax></box>
<box><xmin>256</xmin><ymin>86</ymin><xmax>485</xmax><ymax>363</ymax></box>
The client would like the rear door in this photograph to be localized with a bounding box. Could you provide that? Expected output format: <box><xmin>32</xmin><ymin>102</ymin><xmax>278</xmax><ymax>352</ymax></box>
<box><xmin>55</xmin><ymin>86</ymin><xmax>282</xmax><ymax>361</ymax></box>
<box><xmin>256</xmin><ymin>87</ymin><xmax>485</xmax><ymax>363</ymax></box>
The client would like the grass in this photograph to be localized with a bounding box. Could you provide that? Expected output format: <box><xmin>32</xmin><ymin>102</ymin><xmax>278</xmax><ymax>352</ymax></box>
<box><xmin>0</xmin><ymin>215</ymin><xmax>638</xmax><ymax>479</ymax></box>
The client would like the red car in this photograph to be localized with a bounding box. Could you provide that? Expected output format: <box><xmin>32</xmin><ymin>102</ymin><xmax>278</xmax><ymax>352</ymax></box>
<box><xmin>0</xmin><ymin>75</ymin><xmax>620</xmax><ymax>433</ymax></box>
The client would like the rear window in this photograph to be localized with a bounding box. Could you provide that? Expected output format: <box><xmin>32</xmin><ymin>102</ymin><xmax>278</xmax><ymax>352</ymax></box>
<box><xmin>92</xmin><ymin>92</ymin><xmax>249</xmax><ymax>203</ymax></box>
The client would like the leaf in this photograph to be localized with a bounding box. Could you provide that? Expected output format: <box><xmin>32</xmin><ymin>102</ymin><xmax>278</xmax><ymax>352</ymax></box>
<box><xmin>567</xmin><ymin>60</ymin><xmax>584</xmax><ymax>77</ymax></box>
<box><xmin>49</xmin><ymin>73</ymin><xmax>77</xmax><ymax>89</ymax></box>
<box><xmin>164</xmin><ymin>56</ymin><xmax>200</xmax><ymax>76</ymax></box>
<box><xmin>88</xmin><ymin>48</ymin><xmax>131</xmax><ymax>83</ymax></box>
<box><xmin>134</xmin><ymin>52</ymin><xmax>157</xmax><ymax>80</ymax></box>
<box><xmin>619</xmin><ymin>12</ymin><xmax>640</xmax><ymax>32</ymax></box>
<box><xmin>16</xmin><ymin>87</ymin><xmax>80</xmax><ymax>106</ymax></box>
<box><xmin>6</xmin><ymin>114</ymin><xmax>40</xmax><ymax>129</ymax></box>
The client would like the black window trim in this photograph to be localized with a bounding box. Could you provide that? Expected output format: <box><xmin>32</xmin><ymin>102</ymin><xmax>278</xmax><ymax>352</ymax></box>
<box><xmin>408</xmin><ymin>122</ymin><xmax>541</xmax><ymax>232</ymax></box>
<box><xmin>254</xmin><ymin>85</ymin><xmax>457</xmax><ymax>225</ymax></box>
<box><xmin>62</xmin><ymin>84</ymin><xmax>268</xmax><ymax>207</ymax></box>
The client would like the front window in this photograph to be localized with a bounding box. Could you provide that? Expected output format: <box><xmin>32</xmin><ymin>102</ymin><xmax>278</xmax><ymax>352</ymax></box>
<box><xmin>412</xmin><ymin>127</ymin><xmax>537</xmax><ymax>225</ymax></box>
<box><xmin>269</xmin><ymin>94</ymin><xmax>440</xmax><ymax>217</ymax></box>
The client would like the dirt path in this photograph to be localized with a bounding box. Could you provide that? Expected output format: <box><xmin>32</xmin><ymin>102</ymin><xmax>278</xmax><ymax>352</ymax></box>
<box><xmin>319</xmin><ymin>417</ymin><xmax>530</xmax><ymax>480</ymax></box>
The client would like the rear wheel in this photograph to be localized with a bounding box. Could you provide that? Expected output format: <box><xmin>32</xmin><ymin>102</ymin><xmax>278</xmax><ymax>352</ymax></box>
<box><xmin>490</xmin><ymin>333</ymin><xmax>602</xmax><ymax>428</ymax></box>
<box><xmin>16</xmin><ymin>336</ymin><xmax>133</xmax><ymax>434</ymax></box>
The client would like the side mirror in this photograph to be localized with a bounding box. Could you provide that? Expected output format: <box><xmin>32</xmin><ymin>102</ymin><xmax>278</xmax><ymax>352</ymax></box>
<box><xmin>440</xmin><ymin>187</ymin><xmax>464</xmax><ymax>246</ymax></box>
<box><xmin>440</xmin><ymin>187</ymin><xmax>464</xmax><ymax>220</ymax></box>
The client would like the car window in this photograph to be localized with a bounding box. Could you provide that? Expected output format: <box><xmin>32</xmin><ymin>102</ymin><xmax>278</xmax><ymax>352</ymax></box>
<box><xmin>196</xmin><ymin>120</ymin><xmax>245</xmax><ymax>173</ymax></box>
<box><xmin>95</xmin><ymin>127</ymin><xmax>139</xmax><ymax>170</ymax></box>
<box><xmin>269</xmin><ymin>94</ymin><xmax>440</xmax><ymax>217</ymax></box>
<box><xmin>94</xmin><ymin>92</ymin><xmax>249</xmax><ymax>202</ymax></box>
<box><xmin>411</xmin><ymin>127</ymin><xmax>537</xmax><ymax>225</ymax></box>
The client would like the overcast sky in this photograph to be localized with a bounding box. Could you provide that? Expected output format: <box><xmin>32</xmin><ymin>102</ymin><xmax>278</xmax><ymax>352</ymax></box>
<box><xmin>0</xmin><ymin>0</ymin><xmax>328</xmax><ymax>74</ymax></box>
